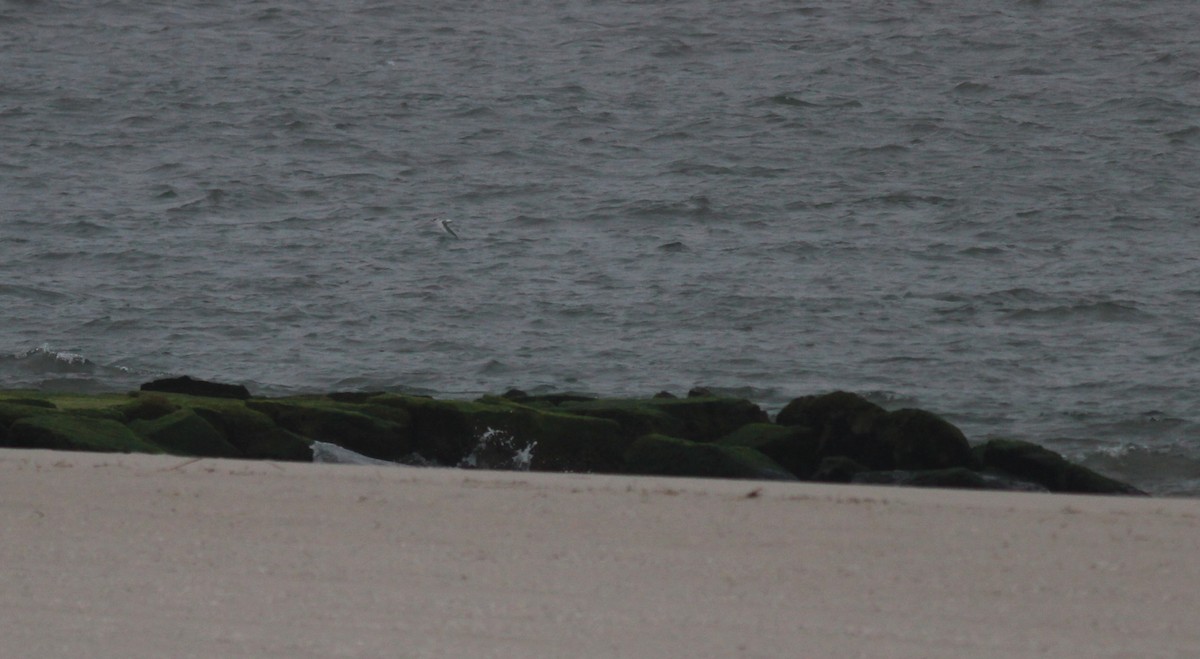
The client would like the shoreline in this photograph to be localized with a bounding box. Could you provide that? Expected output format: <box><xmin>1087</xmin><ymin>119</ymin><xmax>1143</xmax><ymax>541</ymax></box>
<box><xmin>3</xmin><ymin>448</ymin><xmax>1198</xmax><ymax>657</ymax></box>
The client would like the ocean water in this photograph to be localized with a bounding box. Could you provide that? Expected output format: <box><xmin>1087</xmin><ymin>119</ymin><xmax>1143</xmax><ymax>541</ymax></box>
<box><xmin>3</xmin><ymin>0</ymin><xmax>1199</xmax><ymax>494</ymax></box>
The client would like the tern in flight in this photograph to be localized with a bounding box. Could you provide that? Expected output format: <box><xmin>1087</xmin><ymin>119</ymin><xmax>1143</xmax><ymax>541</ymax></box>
<box><xmin>437</xmin><ymin>218</ymin><xmax>459</xmax><ymax>238</ymax></box>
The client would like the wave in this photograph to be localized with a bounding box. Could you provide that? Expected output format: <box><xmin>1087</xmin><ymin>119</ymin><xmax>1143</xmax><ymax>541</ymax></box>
<box><xmin>0</xmin><ymin>346</ymin><xmax>144</xmax><ymax>393</ymax></box>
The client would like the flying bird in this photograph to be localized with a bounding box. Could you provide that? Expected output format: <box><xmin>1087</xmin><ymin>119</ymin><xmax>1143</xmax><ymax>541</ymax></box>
<box><xmin>437</xmin><ymin>218</ymin><xmax>459</xmax><ymax>238</ymax></box>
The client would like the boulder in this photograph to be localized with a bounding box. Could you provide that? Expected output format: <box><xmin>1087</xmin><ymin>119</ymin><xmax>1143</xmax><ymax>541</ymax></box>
<box><xmin>0</xmin><ymin>401</ymin><xmax>62</xmax><ymax>428</ymax></box>
<box><xmin>246</xmin><ymin>400</ymin><xmax>412</xmax><ymax>462</ymax></box>
<box><xmin>140</xmin><ymin>376</ymin><xmax>251</xmax><ymax>400</ymax></box>
<box><xmin>716</xmin><ymin>423</ymin><xmax>823</xmax><ymax>478</ymax></box>
<box><xmin>191</xmin><ymin>401</ymin><xmax>312</xmax><ymax>461</ymax></box>
<box><xmin>557</xmin><ymin>396</ymin><xmax>768</xmax><ymax>443</ymax></box>
<box><xmin>875</xmin><ymin>408</ymin><xmax>972</xmax><ymax>470</ymax></box>
<box><xmin>776</xmin><ymin>392</ymin><xmax>972</xmax><ymax>471</ymax></box>
<box><xmin>369</xmin><ymin>395</ymin><xmax>632</xmax><ymax>473</ymax></box>
<box><xmin>3</xmin><ymin>398</ymin><xmax>57</xmax><ymax>409</ymax></box>
<box><xmin>975</xmin><ymin>439</ymin><xmax>1146</xmax><ymax>495</ymax></box>
<box><xmin>811</xmin><ymin>456</ymin><xmax>870</xmax><ymax>483</ymax></box>
<box><xmin>119</xmin><ymin>393</ymin><xmax>180</xmax><ymax>422</ymax></box>
<box><xmin>776</xmin><ymin>391</ymin><xmax>892</xmax><ymax>467</ymax></box>
<box><xmin>624</xmin><ymin>434</ymin><xmax>797</xmax><ymax>481</ymax></box>
<box><xmin>6</xmin><ymin>415</ymin><xmax>161</xmax><ymax>454</ymax></box>
<box><xmin>129</xmin><ymin>409</ymin><xmax>242</xmax><ymax>458</ymax></box>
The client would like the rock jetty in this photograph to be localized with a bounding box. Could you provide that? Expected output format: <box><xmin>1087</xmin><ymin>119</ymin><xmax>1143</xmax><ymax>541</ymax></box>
<box><xmin>0</xmin><ymin>378</ymin><xmax>1145</xmax><ymax>495</ymax></box>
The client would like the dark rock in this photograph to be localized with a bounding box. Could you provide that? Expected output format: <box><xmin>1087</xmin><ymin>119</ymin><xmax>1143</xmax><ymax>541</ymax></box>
<box><xmin>140</xmin><ymin>376</ymin><xmax>251</xmax><ymax>400</ymax></box>
<box><xmin>0</xmin><ymin>401</ymin><xmax>63</xmax><ymax>428</ymax></box>
<box><xmin>369</xmin><ymin>395</ymin><xmax>632</xmax><ymax>473</ymax></box>
<box><xmin>975</xmin><ymin>439</ymin><xmax>1147</xmax><ymax>495</ymax></box>
<box><xmin>624</xmin><ymin>434</ymin><xmax>797</xmax><ymax>481</ymax></box>
<box><xmin>558</xmin><ymin>396</ymin><xmax>769</xmax><ymax>443</ymax></box>
<box><xmin>776</xmin><ymin>391</ymin><xmax>891</xmax><ymax>467</ymax></box>
<box><xmin>652</xmin><ymin>391</ymin><xmax>677</xmax><ymax>399</ymax></box>
<box><xmin>557</xmin><ymin>399</ymin><xmax>686</xmax><ymax>440</ymax></box>
<box><xmin>191</xmin><ymin>401</ymin><xmax>311</xmax><ymax>460</ymax></box>
<box><xmin>119</xmin><ymin>393</ymin><xmax>180</xmax><ymax>422</ymax></box>
<box><xmin>811</xmin><ymin>456</ymin><xmax>870</xmax><ymax>483</ymax></box>
<box><xmin>776</xmin><ymin>392</ymin><xmax>972</xmax><ymax>471</ymax></box>
<box><xmin>326</xmin><ymin>391</ymin><xmax>387</xmax><ymax>404</ymax></box>
<box><xmin>129</xmin><ymin>409</ymin><xmax>242</xmax><ymax>458</ymax></box>
<box><xmin>851</xmin><ymin>468</ymin><xmax>1049</xmax><ymax>492</ymax></box>
<box><xmin>6</xmin><ymin>415</ymin><xmax>162</xmax><ymax>454</ymax></box>
<box><xmin>246</xmin><ymin>400</ymin><xmax>412</xmax><ymax>462</ymax></box>
<box><xmin>875</xmin><ymin>408</ymin><xmax>973</xmax><ymax>470</ymax></box>
<box><xmin>4</xmin><ymin>398</ymin><xmax>57</xmax><ymax>409</ymax></box>
<box><xmin>687</xmin><ymin>387</ymin><xmax>714</xmax><ymax>398</ymax></box>
<box><xmin>716</xmin><ymin>423</ymin><xmax>823</xmax><ymax>478</ymax></box>
<box><xmin>499</xmin><ymin>392</ymin><xmax>597</xmax><ymax>406</ymax></box>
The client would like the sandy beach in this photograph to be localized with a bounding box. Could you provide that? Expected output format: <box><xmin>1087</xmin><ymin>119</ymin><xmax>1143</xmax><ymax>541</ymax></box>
<box><xmin>2</xmin><ymin>448</ymin><xmax>1197</xmax><ymax>658</ymax></box>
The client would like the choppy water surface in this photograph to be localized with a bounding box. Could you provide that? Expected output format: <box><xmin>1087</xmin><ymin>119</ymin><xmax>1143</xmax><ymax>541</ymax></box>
<box><xmin>3</xmin><ymin>0</ymin><xmax>1200</xmax><ymax>494</ymax></box>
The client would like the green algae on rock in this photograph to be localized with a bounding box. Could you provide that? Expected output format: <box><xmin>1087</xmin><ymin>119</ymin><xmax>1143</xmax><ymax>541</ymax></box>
<box><xmin>0</xmin><ymin>383</ymin><xmax>1149</xmax><ymax>495</ymax></box>
<box><xmin>624</xmin><ymin>434</ymin><xmax>797</xmax><ymax>481</ymax></box>
<box><xmin>8</xmin><ymin>414</ymin><xmax>163</xmax><ymax>454</ymax></box>
<box><xmin>128</xmin><ymin>409</ymin><xmax>242</xmax><ymax>458</ymax></box>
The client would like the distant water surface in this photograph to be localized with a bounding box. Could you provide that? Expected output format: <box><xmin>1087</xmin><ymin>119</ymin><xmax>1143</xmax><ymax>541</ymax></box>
<box><xmin>3</xmin><ymin>0</ymin><xmax>1200</xmax><ymax>494</ymax></box>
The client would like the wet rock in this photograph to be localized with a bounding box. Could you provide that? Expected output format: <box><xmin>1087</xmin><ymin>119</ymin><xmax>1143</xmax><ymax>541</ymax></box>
<box><xmin>191</xmin><ymin>401</ymin><xmax>312</xmax><ymax>461</ymax></box>
<box><xmin>246</xmin><ymin>399</ymin><xmax>412</xmax><ymax>462</ymax></box>
<box><xmin>557</xmin><ymin>396</ymin><xmax>768</xmax><ymax>443</ymax></box>
<box><xmin>776</xmin><ymin>391</ymin><xmax>891</xmax><ymax>467</ymax></box>
<box><xmin>6</xmin><ymin>415</ymin><xmax>161</xmax><ymax>454</ymax></box>
<box><xmin>975</xmin><ymin>438</ymin><xmax>1147</xmax><ymax>495</ymax></box>
<box><xmin>119</xmin><ymin>393</ymin><xmax>180</xmax><ymax>422</ymax></box>
<box><xmin>129</xmin><ymin>409</ymin><xmax>242</xmax><ymax>458</ymax></box>
<box><xmin>0</xmin><ymin>401</ymin><xmax>62</xmax><ymax>428</ymax></box>
<box><xmin>811</xmin><ymin>456</ymin><xmax>870</xmax><ymax>483</ymax></box>
<box><xmin>775</xmin><ymin>392</ymin><xmax>971</xmax><ymax>471</ymax></box>
<box><xmin>624</xmin><ymin>434</ymin><xmax>797</xmax><ymax>481</ymax></box>
<box><xmin>369</xmin><ymin>395</ymin><xmax>631</xmax><ymax>473</ymax></box>
<box><xmin>875</xmin><ymin>408</ymin><xmax>972</xmax><ymax>470</ymax></box>
<box><xmin>326</xmin><ymin>391</ymin><xmax>387</xmax><ymax>404</ymax></box>
<box><xmin>4</xmin><ymin>398</ymin><xmax>56</xmax><ymax>409</ymax></box>
<box><xmin>851</xmin><ymin>468</ymin><xmax>1049</xmax><ymax>492</ymax></box>
<box><xmin>140</xmin><ymin>376</ymin><xmax>251</xmax><ymax>400</ymax></box>
<box><xmin>716</xmin><ymin>423</ymin><xmax>823</xmax><ymax>478</ymax></box>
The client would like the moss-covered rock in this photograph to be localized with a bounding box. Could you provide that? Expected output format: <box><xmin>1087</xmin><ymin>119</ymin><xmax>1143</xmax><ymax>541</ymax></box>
<box><xmin>3</xmin><ymin>398</ymin><xmax>57</xmax><ymax>409</ymax></box>
<box><xmin>190</xmin><ymin>401</ymin><xmax>310</xmax><ymax>460</ymax></box>
<box><xmin>775</xmin><ymin>392</ymin><xmax>973</xmax><ymax>472</ymax></box>
<box><xmin>811</xmin><ymin>456</ymin><xmax>870</xmax><ymax>483</ymax></box>
<box><xmin>246</xmin><ymin>399</ymin><xmax>412</xmax><ymax>461</ymax></box>
<box><xmin>875</xmin><ymin>408</ymin><xmax>973</xmax><ymax>470</ymax></box>
<box><xmin>6</xmin><ymin>415</ymin><xmax>162</xmax><ymax>454</ymax></box>
<box><xmin>524</xmin><ymin>411</ymin><xmax>630</xmax><ymax>473</ymax></box>
<box><xmin>975</xmin><ymin>439</ymin><xmax>1146</xmax><ymax>495</ymax></box>
<box><xmin>119</xmin><ymin>393</ymin><xmax>180</xmax><ymax>422</ymax></box>
<box><xmin>0</xmin><ymin>401</ymin><xmax>62</xmax><ymax>428</ymax></box>
<box><xmin>370</xmin><ymin>395</ymin><xmax>633</xmax><ymax>472</ymax></box>
<box><xmin>624</xmin><ymin>434</ymin><xmax>796</xmax><ymax>481</ymax></box>
<box><xmin>716</xmin><ymin>423</ymin><xmax>823</xmax><ymax>478</ymax></box>
<box><xmin>775</xmin><ymin>391</ymin><xmax>892</xmax><ymax>468</ymax></box>
<box><xmin>129</xmin><ymin>409</ymin><xmax>242</xmax><ymax>458</ymax></box>
<box><xmin>649</xmin><ymin>396</ymin><xmax>770</xmax><ymax>441</ymax></box>
<box><xmin>555</xmin><ymin>396</ymin><xmax>768</xmax><ymax>443</ymax></box>
<box><xmin>369</xmin><ymin>395</ymin><xmax>517</xmax><ymax>465</ymax></box>
<box><xmin>553</xmin><ymin>399</ymin><xmax>686</xmax><ymax>440</ymax></box>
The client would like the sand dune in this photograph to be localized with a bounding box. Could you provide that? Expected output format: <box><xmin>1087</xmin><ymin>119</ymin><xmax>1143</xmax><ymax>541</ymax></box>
<box><xmin>2</xmin><ymin>449</ymin><xmax>1197</xmax><ymax>658</ymax></box>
